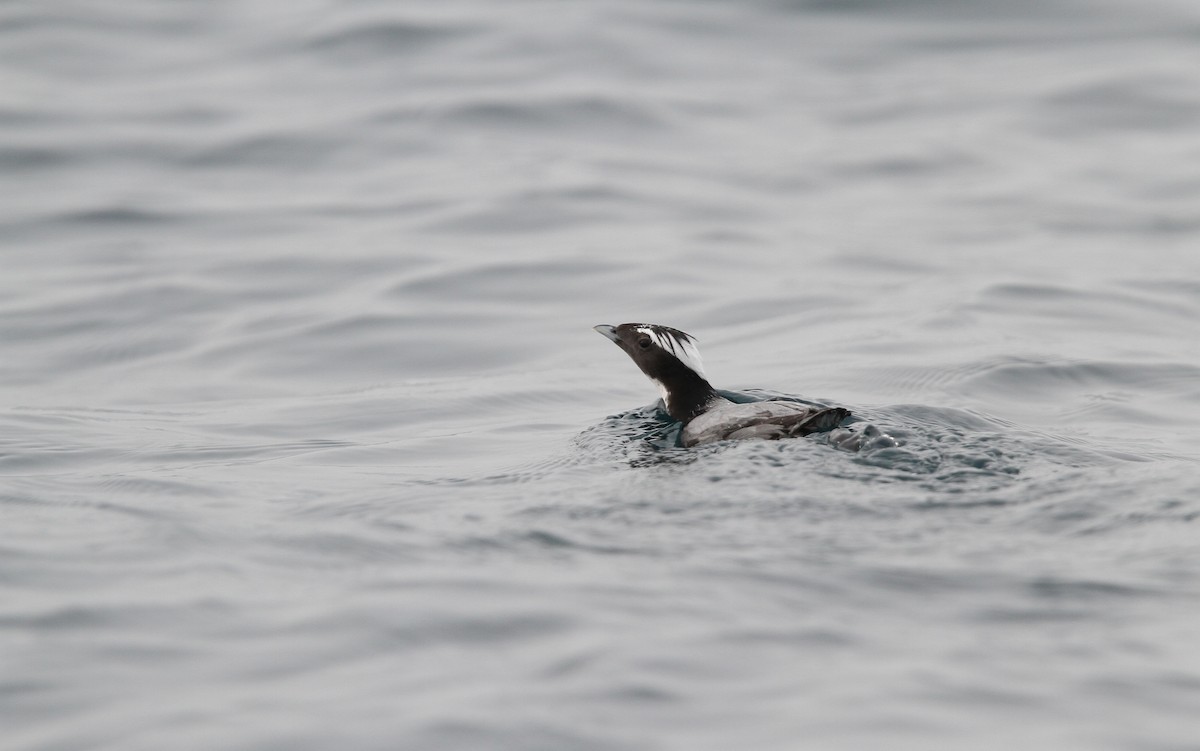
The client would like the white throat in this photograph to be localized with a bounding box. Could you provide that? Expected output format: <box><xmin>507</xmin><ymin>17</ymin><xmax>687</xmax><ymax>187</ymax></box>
<box><xmin>652</xmin><ymin>377</ymin><xmax>671</xmax><ymax>413</ymax></box>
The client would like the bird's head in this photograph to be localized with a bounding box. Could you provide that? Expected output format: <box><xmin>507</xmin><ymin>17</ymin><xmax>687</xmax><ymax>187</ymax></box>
<box><xmin>593</xmin><ymin>323</ymin><xmax>715</xmax><ymax>422</ymax></box>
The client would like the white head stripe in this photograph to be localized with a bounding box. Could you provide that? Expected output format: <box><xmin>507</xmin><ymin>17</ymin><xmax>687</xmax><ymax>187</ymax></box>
<box><xmin>636</xmin><ymin>326</ymin><xmax>707</xmax><ymax>378</ymax></box>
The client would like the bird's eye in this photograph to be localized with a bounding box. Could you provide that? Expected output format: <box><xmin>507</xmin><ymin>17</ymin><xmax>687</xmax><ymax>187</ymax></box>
<box><xmin>637</xmin><ymin>338</ymin><xmax>652</xmax><ymax>349</ymax></box>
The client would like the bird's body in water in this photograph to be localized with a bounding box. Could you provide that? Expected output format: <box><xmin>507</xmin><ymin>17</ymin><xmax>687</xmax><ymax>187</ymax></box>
<box><xmin>594</xmin><ymin>323</ymin><xmax>887</xmax><ymax>449</ymax></box>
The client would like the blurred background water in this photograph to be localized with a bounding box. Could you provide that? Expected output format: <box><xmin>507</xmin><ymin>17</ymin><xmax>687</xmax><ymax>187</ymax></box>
<box><xmin>3</xmin><ymin>1</ymin><xmax>1200</xmax><ymax>749</ymax></box>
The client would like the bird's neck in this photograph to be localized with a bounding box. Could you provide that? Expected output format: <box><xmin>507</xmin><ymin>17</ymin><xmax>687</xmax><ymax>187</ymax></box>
<box><xmin>654</xmin><ymin>369</ymin><xmax>721</xmax><ymax>424</ymax></box>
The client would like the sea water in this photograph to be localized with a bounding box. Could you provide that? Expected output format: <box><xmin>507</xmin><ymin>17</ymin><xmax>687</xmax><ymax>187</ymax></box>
<box><xmin>3</xmin><ymin>1</ymin><xmax>1200</xmax><ymax>749</ymax></box>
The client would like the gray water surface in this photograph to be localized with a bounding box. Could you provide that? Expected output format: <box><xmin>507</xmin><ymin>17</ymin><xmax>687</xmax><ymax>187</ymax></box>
<box><xmin>4</xmin><ymin>1</ymin><xmax>1200</xmax><ymax>749</ymax></box>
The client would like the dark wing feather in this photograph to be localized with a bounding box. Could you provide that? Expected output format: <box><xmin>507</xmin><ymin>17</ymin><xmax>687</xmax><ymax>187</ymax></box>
<box><xmin>723</xmin><ymin>406</ymin><xmax>849</xmax><ymax>442</ymax></box>
<box><xmin>778</xmin><ymin>406</ymin><xmax>850</xmax><ymax>437</ymax></box>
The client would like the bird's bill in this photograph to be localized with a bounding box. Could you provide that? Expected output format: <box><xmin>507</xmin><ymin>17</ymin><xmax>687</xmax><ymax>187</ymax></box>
<box><xmin>592</xmin><ymin>324</ymin><xmax>620</xmax><ymax>343</ymax></box>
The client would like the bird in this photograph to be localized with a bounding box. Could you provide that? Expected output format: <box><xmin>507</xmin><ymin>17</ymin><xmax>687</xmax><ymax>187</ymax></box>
<box><xmin>593</xmin><ymin>323</ymin><xmax>850</xmax><ymax>448</ymax></box>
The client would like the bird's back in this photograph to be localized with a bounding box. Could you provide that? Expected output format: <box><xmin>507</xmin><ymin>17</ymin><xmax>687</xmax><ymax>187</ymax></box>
<box><xmin>681</xmin><ymin>399</ymin><xmax>849</xmax><ymax>447</ymax></box>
